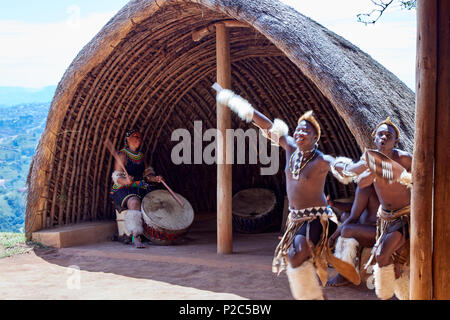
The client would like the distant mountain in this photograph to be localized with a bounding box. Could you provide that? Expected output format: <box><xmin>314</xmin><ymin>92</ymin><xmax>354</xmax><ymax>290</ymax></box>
<box><xmin>0</xmin><ymin>86</ymin><xmax>56</xmax><ymax>106</ymax></box>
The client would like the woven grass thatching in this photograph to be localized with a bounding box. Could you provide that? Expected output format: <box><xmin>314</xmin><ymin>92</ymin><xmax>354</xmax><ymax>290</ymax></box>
<box><xmin>25</xmin><ymin>0</ymin><xmax>415</xmax><ymax>238</ymax></box>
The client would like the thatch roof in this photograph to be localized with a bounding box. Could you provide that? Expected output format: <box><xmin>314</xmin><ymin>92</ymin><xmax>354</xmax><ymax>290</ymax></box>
<box><xmin>25</xmin><ymin>0</ymin><xmax>415</xmax><ymax>237</ymax></box>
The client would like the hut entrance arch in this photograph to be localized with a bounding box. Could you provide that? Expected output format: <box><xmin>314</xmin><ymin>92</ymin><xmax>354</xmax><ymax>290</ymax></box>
<box><xmin>26</xmin><ymin>1</ymin><xmax>414</xmax><ymax>255</ymax></box>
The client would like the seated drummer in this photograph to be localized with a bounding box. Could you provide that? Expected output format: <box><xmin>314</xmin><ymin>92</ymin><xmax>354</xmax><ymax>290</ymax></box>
<box><xmin>326</xmin><ymin>185</ymin><xmax>379</xmax><ymax>287</ymax></box>
<box><xmin>110</xmin><ymin>129</ymin><xmax>163</xmax><ymax>248</ymax></box>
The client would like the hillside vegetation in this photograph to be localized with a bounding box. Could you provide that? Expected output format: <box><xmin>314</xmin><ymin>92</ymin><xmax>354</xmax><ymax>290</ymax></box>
<box><xmin>0</xmin><ymin>102</ymin><xmax>50</xmax><ymax>232</ymax></box>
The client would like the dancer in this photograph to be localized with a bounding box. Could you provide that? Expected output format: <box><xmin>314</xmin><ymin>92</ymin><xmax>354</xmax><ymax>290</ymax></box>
<box><xmin>326</xmin><ymin>185</ymin><xmax>379</xmax><ymax>287</ymax></box>
<box><xmin>215</xmin><ymin>87</ymin><xmax>358</xmax><ymax>300</ymax></box>
<box><xmin>333</xmin><ymin>117</ymin><xmax>412</xmax><ymax>299</ymax></box>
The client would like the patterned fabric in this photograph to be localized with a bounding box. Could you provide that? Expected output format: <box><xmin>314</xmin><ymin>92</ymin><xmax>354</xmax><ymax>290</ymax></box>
<box><xmin>364</xmin><ymin>205</ymin><xmax>411</xmax><ymax>269</ymax></box>
<box><xmin>110</xmin><ymin>147</ymin><xmax>149</xmax><ymax>211</ymax></box>
<box><xmin>288</xmin><ymin>206</ymin><xmax>336</xmax><ymax>220</ymax></box>
<box><xmin>272</xmin><ymin>206</ymin><xmax>339</xmax><ymax>285</ymax></box>
<box><xmin>111</xmin><ymin>148</ymin><xmax>146</xmax><ymax>193</ymax></box>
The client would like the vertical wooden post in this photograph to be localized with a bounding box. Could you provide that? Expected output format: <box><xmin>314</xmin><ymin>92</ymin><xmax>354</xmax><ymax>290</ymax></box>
<box><xmin>432</xmin><ymin>0</ymin><xmax>450</xmax><ymax>300</ymax></box>
<box><xmin>216</xmin><ymin>23</ymin><xmax>233</xmax><ymax>254</ymax></box>
<box><xmin>411</xmin><ymin>0</ymin><xmax>436</xmax><ymax>300</ymax></box>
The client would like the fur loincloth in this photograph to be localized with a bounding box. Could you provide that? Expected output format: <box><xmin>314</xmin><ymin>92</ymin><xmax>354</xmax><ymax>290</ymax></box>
<box><xmin>272</xmin><ymin>206</ymin><xmax>351</xmax><ymax>286</ymax></box>
<box><xmin>365</xmin><ymin>205</ymin><xmax>411</xmax><ymax>269</ymax></box>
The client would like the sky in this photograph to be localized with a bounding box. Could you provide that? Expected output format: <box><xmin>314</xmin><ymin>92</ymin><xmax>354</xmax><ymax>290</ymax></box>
<box><xmin>0</xmin><ymin>0</ymin><xmax>416</xmax><ymax>90</ymax></box>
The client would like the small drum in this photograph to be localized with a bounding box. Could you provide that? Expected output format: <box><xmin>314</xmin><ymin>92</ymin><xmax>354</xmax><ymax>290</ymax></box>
<box><xmin>141</xmin><ymin>190</ymin><xmax>194</xmax><ymax>245</ymax></box>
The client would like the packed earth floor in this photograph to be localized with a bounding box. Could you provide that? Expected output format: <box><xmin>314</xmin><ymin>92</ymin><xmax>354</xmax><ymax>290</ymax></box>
<box><xmin>0</xmin><ymin>217</ymin><xmax>378</xmax><ymax>300</ymax></box>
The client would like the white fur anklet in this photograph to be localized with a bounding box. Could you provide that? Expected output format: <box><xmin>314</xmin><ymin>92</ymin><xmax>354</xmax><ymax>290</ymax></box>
<box><xmin>124</xmin><ymin>209</ymin><xmax>144</xmax><ymax>236</ymax></box>
<box><xmin>286</xmin><ymin>259</ymin><xmax>324</xmax><ymax>300</ymax></box>
<box><xmin>334</xmin><ymin>237</ymin><xmax>359</xmax><ymax>271</ymax></box>
<box><xmin>373</xmin><ymin>264</ymin><xmax>395</xmax><ymax>300</ymax></box>
<box><xmin>394</xmin><ymin>267</ymin><xmax>410</xmax><ymax>300</ymax></box>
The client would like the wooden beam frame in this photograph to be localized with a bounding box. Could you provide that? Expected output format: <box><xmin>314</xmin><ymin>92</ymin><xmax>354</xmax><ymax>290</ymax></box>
<box><xmin>193</xmin><ymin>20</ymin><xmax>249</xmax><ymax>42</ymax></box>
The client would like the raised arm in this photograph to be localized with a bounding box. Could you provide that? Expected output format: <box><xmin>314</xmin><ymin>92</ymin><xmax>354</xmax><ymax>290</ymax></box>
<box><xmin>214</xmin><ymin>85</ymin><xmax>296</xmax><ymax>151</ymax></box>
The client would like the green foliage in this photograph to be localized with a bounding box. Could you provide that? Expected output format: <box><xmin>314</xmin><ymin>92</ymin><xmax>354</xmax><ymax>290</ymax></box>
<box><xmin>0</xmin><ymin>102</ymin><xmax>50</xmax><ymax>232</ymax></box>
<box><xmin>400</xmin><ymin>0</ymin><xmax>417</xmax><ymax>10</ymax></box>
<box><xmin>0</xmin><ymin>232</ymin><xmax>48</xmax><ymax>258</ymax></box>
<box><xmin>0</xmin><ymin>232</ymin><xmax>29</xmax><ymax>258</ymax></box>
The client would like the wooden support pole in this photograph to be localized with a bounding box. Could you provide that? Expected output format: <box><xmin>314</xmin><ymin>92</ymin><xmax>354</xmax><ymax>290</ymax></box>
<box><xmin>432</xmin><ymin>0</ymin><xmax>450</xmax><ymax>300</ymax></box>
<box><xmin>216</xmin><ymin>23</ymin><xmax>233</xmax><ymax>254</ymax></box>
<box><xmin>411</xmin><ymin>0</ymin><xmax>436</xmax><ymax>300</ymax></box>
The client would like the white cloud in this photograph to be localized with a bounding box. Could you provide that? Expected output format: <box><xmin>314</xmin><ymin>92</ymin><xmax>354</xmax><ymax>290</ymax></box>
<box><xmin>0</xmin><ymin>11</ymin><xmax>116</xmax><ymax>88</ymax></box>
<box><xmin>0</xmin><ymin>1</ymin><xmax>416</xmax><ymax>90</ymax></box>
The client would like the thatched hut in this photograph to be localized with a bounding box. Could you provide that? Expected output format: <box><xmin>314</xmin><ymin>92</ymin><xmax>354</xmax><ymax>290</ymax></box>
<box><xmin>25</xmin><ymin>0</ymin><xmax>415</xmax><ymax>239</ymax></box>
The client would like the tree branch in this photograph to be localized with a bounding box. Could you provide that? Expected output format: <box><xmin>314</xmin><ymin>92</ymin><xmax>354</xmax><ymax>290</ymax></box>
<box><xmin>357</xmin><ymin>0</ymin><xmax>416</xmax><ymax>25</ymax></box>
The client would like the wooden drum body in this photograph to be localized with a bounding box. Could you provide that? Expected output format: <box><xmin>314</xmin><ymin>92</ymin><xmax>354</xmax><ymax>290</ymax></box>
<box><xmin>141</xmin><ymin>190</ymin><xmax>194</xmax><ymax>245</ymax></box>
<box><xmin>232</xmin><ymin>188</ymin><xmax>278</xmax><ymax>234</ymax></box>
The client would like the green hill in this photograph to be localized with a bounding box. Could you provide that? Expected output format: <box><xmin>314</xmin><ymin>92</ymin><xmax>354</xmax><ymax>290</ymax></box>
<box><xmin>0</xmin><ymin>102</ymin><xmax>50</xmax><ymax>232</ymax></box>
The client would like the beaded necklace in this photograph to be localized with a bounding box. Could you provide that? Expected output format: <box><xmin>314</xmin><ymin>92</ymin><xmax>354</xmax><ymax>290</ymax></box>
<box><xmin>120</xmin><ymin>147</ymin><xmax>143</xmax><ymax>162</ymax></box>
<box><xmin>289</xmin><ymin>146</ymin><xmax>317</xmax><ymax>180</ymax></box>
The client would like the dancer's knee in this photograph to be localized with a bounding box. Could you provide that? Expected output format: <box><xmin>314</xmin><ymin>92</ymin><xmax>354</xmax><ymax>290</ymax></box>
<box><xmin>288</xmin><ymin>236</ymin><xmax>311</xmax><ymax>268</ymax></box>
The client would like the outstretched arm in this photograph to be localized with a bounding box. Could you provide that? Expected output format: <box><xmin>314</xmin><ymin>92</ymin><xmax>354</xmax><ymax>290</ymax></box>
<box><xmin>214</xmin><ymin>84</ymin><xmax>296</xmax><ymax>151</ymax></box>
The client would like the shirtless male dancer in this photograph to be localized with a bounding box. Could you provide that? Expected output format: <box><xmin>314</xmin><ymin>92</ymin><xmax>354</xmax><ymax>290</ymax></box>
<box><xmin>334</xmin><ymin>117</ymin><xmax>413</xmax><ymax>299</ymax></box>
<box><xmin>326</xmin><ymin>185</ymin><xmax>379</xmax><ymax>287</ymax></box>
<box><xmin>215</xmin><ymin>88</ymin><xmax>355</xmax><ymax>300</ymax></box>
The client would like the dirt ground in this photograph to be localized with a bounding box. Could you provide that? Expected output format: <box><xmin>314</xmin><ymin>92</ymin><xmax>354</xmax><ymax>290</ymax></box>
<box><xmin>0</xmin><ymin>218</ymin><xmax>378</xmax><ymax>300</ymax></box>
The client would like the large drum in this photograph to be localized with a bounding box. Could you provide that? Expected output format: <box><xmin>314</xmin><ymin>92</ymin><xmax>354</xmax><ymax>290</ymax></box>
<box><xmin>232</xmin><ymin>188</ymin><xmax>278</xmax><ymax>234</ymax></box>
<box><xmin>141</xmin><ymin>190</ymin><xmax>194</xmax><ymax>245</ymax></box>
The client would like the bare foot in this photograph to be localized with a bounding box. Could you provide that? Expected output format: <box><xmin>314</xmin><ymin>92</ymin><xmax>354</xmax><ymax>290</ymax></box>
<box><xmin>326</xmin><ymin>274</ymin><xmax>350</xmax><ymax>287</ymax></box>
<box><xmin>133</xmin><ymin>236</ymin><xmax>146</xmax><ymax>248</ymax></box>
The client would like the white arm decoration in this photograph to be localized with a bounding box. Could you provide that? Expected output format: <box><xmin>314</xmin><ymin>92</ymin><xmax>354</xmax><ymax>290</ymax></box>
<box><xmin>270</xmin><ymin>119</ymin><xmax>289</xmax><ymax>139</ymax></box>
<box><xmin>112</xmin><ymin>170</ymin><xmax>126</xmax><ymax>186</ymax></box>
<box><xmin>331</xmin><ymin>157</ymin><xmax>357</xmax><ymax>185</ymax></box>
<box><xmin>216</xmin><ymin>89</ymin><xmax>254</xmax><ymax>123</ymax></box>
<box><xmin>398</xmin><ymin>170</ymin><xmax>412</xmax><ymax>189</ymax></box>
<box><xmin>260</xmin><ymin>118</ymin><xmax>289</xmax><ymax>146</ymax></box>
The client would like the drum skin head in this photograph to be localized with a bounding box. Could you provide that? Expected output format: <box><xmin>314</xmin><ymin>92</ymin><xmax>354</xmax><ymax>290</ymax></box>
<box><xmin>232</xmin><ymin>188</ymin><xmax>276</xmax><ymax>218</ymax></box>
<box><xmin>141</xmin><ymin>190</ymin><xmax>194</xmax><ymax>231</ymax></box>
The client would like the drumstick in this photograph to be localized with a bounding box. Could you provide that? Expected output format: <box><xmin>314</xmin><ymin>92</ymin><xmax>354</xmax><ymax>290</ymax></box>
<box><xmin>104</xmin><ymin>139</ymin><xmax>128</xmax><ymax>176</ymax></box>
<box><xmin>161</xmin><ymin>179</ymin><xmax>185</xmax><ymax>208</ymax></box>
